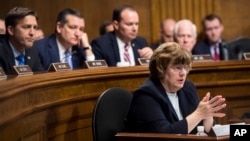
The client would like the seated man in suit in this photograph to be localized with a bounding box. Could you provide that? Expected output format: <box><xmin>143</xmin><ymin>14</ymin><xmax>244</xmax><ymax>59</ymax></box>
<box><xmin>34</xmin><ymin>26</ymin><xmax>44</xmax><ymax>41</ymax></box>
<box><xmin>91</xmin><ymin>5</ymin><xmax>153</xmax><ymax>67</ymax></box>
<box><xmin>174</xmin><ymin>19</ymin><xmax>197</xmax><ymax>52</ymax></box>
<box><xmin>34</xmin><ymin>8</ymin><xmax>94</xmax><ymax>70</ymax></box>
<box><xmin>0</xmin><ymin>7</ymin><xmax>44</xmax><ymax>74</ymax></box>
<box><xmin>99</xmin><ymin>20</ymin><xmax>114</xmax><ymax>36</ymax></box>
<box><xmin>192</xmin><ymin>14</ymin><xmax>226</xmax><ymax>60</ymax></box>
<box><xmin>151</xmin><ymin>18</ymin><xmax>176</xmax><ymax>50</ymax></box>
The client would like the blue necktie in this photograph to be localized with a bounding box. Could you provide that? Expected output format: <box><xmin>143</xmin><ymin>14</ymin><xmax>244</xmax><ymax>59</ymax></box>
<box><xmin>65</xmin><ymin>50</ymin><xmax>73</xmax><ymax>69</ymax></box>
<box><xmin>16</xmin><ymin>54</ymin><xmax>25</xmax><ymax>66</ymax></box>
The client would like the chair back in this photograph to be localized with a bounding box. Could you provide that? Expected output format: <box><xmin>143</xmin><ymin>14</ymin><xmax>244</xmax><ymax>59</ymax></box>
<box><xmin>226</xmin><ymin>37</ymin><xmax>250</xmax><ymax>60</ymax></box>
<box><xmin>92</xmin><ymin>87</ymin><xmax>133</xmax><ymax>141</ymax></box>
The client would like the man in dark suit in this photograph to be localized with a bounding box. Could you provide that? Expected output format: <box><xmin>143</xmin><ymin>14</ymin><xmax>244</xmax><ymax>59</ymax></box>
<box><xmin>174</xmin><ymin>19</ymin><xmax>197</xmax><ymax>52</ymax></box>
<box><xmin>99</xmin><ymin>20</ymin><xmax>114</xmax><ymax>36</ymax></box>
<box><xmin>151</xmin><ymin>18</ymin><xmax>176</xmax><ymax>50</ymax></box>
<box><xmin>0</xmin><ymin>7</ymin><xmax>44</xmax><ymax>75</ymax></box>
<box><xmin>192</xmin><ymin>14</ymin><xmax>227</xmax><ymax>60</ymax></box>
<box><xmin>91</xmin><ymin>5</ymin><xmax>153</xmax><ymax>67</ymax></box>
<box><xmin>34</xmin><ymin>8</ymin><xmax>94</xmax><ymax>70</ymax></box>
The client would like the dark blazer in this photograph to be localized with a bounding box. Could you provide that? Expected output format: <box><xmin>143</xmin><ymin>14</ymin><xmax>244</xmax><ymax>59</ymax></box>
<box><xmin>151</xmin><ymin>41</ymin><xmax>162</xmax><ymax>50</ymax></box>
<box><xmin>192</xmin><ymin>39</ymin><xmax>227</xmax><ymax>60</ymax></box>
<box><xmin>127</xmin><ymin>77</ymin><xmax>201</xmax><ymax>134</ymax></box>
<box><xmin>91</xmin><ymin>32</ymin><xmax>148</xmax><ymax>66</ymax></box>
<box><xmin>0</xmin><ymin>37</ymin><xmax>44</xmax><ymax>75</ymax></box>
<box><xmin>34</xmin><ymin>34</ymin><xmax>86</xmax><ymax>70</ymax></box>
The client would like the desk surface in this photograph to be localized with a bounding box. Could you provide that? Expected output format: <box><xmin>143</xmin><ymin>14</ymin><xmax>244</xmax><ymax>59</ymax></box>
<box><xmin>115</xmin><ymin>132</ymin><xmax>229</xmax><ymax>141</ymax></box>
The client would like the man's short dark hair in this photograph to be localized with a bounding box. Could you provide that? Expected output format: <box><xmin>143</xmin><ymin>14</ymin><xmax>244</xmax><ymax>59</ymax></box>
<box><xmin>99</xmin><ymin>20</ymin><xmax>113</xmax><ymax>35</ymax></box>
<box><xmin>112</xmin><ymin>5</ymin><xmax>135</xmax><ymax>22</ymax></box>
<box><xmin>202</xmin><ymin>14</ymin><xmax>222</xmax><ymax>28</ymax></box>
<box><xmin>5</xmin><ymin>7</ymin><xmax>38</xmax><ymax>35</ymax></box>
<box><xmin>56</xmin><ymin>8</ymin><xmax>83</xmax><ymax>26</ymax></box>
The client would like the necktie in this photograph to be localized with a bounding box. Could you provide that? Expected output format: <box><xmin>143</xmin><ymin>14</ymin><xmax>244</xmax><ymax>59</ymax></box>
<box><xmin>16</xmin><ymin>54</ymin><xmax>25</xmax><ymax>65</ymax></box>
<box><xmin>214</xmin><ymin>44</ymin><xmax>220</xmax><ymax>61</ymax></box>
<box><xmin>124</xmin><ymin>43</ymin><xmax>131</xmax><ymax>63</ymax></box>
<box><xmin>65</xmin><ymin>50</ymin><xmax>73</xmax><ymax>69</ymax></box>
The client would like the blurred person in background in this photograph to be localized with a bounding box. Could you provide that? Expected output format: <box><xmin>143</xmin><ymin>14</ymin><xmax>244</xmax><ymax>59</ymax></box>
<box><xmin>151</xmin><ymin>18</ymin><xmax>176</xmax><ymax>50</ymax></box>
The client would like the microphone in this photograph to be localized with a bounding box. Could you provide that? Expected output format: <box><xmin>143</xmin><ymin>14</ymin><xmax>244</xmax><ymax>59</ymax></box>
<box><xmin>219</xmin><ymin>41</ymin><xmax>228</xmax><ymax>49</ymax></box>
<box><xmin>60</xmin><ymin>50</ymin><xmax>77</xmax><ymax>62</ymax></box>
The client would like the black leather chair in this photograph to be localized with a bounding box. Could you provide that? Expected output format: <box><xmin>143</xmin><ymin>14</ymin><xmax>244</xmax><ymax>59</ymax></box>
<box><xmin>92</xmin><ymin>87</ymin><xmax>133</xmax><ymax>141</ymax></box>
<box><xmin>225</xmin><ymin>37</ymin><xmax>250</xmax><ymax>60</ymax></box>
<box><xmin>241</xmin><ymin>112</ymin><xmax>250</xmax><ymax>119</ymax></box>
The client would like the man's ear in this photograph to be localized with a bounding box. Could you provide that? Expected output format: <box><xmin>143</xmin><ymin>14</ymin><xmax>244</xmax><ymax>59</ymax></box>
<box><xmin>113</xmin><ymin>20</ymin><xmax>119</xmax><ymax>30</ymax></box>
<box><xmin>56</xmin><ymin>22</ymin><xmax>62</xmax><ymax>33</ymax></box>
<box><xmin>221</xmin><ymin>25</ymin><xmax>224</xmax><ymax>32</ymax></box>
<box><xmin>7</xmin><ymin>26</ymin><xmax>14</xmax><ymax>36</ymax></box>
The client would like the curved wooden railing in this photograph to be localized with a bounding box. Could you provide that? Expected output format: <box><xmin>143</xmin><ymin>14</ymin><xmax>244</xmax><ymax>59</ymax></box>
<box><xmin>0</xmin><ymin>60</ymin><xmax>250</xmax><ymax>141</ymax></box>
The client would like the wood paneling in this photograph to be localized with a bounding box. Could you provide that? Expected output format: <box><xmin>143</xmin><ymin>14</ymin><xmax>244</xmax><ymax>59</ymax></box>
<box><xmin>0</xmin><ymin>0</ymin><xmax>250</xmax><ymax>48</ymax></box>
<box><xmin>217</xmin><ymin>0</ymin><xmax>250</xmax><ymax>40</ymax></box>
<box><xmin>0</xmin><ymin>0</ymin><xmax>151</xmax><ymax>43</ymax></box>
<box><xmin>150</xmin><ymin>0</ymin><xmax>217</xmax><ymax>43</ymax></box>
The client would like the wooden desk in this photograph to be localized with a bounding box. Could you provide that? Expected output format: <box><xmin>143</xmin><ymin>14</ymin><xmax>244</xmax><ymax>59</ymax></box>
<box><xmin>0</xmin><ymin>60</ymin><xmax>249</xmax><ymax>141</ymax></box>
<box><xmin>115</xmin><ymin>132</ymin><xmax>229</xmax><ymax>141</ymax></box>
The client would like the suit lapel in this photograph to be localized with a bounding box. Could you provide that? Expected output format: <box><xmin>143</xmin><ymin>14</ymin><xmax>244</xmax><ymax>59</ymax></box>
<box><xmin>204</xmin><ymin>40</ymin><xmax>211</xmax><ymax>54</ymax></box>
<box><xmin>4</xmin><ymin>40</ymin><xmax>16</xmax><ymax>66</ymax></box>
<box><xmin>25</xmin><ymin>48</ymin><xmax>35</xmax><ymax>68</ymax></box>
<box><xmin>164</xmin><ymin>94</ymin><xmax>179</xmax><ymax>121</ymax></box>
<box><xmin>156</xmin><ymin>82</ymin><xmax>179</xmax><ymax>121</ymax></box>
<box><xmin>48</xmin><ymin>36</ymin><xmax>60</xmax><ymax>62</ymax></box>
<box><xmin>177</xmin><ymin>90</ymin><xmax>190</xmax><ymax>118</ymax></box>
<box><xmin>131</xmin><ymin>40</ymin><xmax>140</xmax><ymax>60</ymax></box>
<box><xmin>71</xmin><ymin>46</ymin><xmax>83</xmax><ymax>68</ymax></box>
<box><xmin>111</xmin><ymin>33</ymin><xmax>121</xmax><ymax>62</ymax></box>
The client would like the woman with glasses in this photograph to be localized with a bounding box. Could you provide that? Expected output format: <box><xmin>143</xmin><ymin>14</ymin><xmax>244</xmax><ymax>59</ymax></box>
<box><xmin>126</xmin><ymin>42</ymin><xmax>226</xmax><ymax>134</ymax></box>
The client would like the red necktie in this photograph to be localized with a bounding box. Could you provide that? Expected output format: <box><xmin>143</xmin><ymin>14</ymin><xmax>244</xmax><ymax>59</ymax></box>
<box><xmin>124</xmin><ymin>43</ymin><xmax>130</xmax><ymax>63</ymax></box>
<box><xmin>214</xmin><ymin>44</ymin><xmax>220</xmax><ymax>61</ymax></box>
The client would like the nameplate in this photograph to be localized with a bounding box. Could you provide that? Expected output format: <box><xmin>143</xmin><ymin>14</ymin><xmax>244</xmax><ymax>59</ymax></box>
<box><xmin>12</xmin><ymin>65</ymin><xmax>33</xmax><ymax>76</ymax></box>
<box><xmin>83</xmin><ymin>60</ymin><xmax>108</xmax><ymax>68</ymax></box>
<box><xmin>0</xmin><ymin>67</ymin><xmax>7</xmax><ymax>80</ymax></box>
<box><xmin>48</xmin><ymin>62</ymin><xmax>71</xmax><ymax>72</ymax></box>
<box><xmin>192</xmin><ymin>54</ymin><xmax>212</xmax><ymax>62</ymax></box>
<box><xmin>209</xmin><ymin>123</ymin><xmax>245</xmax><ymax>137</ymax></box>
<box><xmin>137</xmin><ymin>58</ymin><xmax>150</xmax><ymax>65</ymax></box>
<box><xmin>230</xmin><ymin>124</ymin><xmax>250</xmax><ymax>140</ymax></box>
<box><xmin>242</xmin><ymin>52</ymin><xmax>250</xmax><ymax>60</ymax></box>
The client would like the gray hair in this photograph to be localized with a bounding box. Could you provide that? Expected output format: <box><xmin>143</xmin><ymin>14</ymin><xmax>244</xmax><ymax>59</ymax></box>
<box><xmin>174</xmin><ymin>19</ymin><xmax>197</xmax><ymax>39</ymax></box>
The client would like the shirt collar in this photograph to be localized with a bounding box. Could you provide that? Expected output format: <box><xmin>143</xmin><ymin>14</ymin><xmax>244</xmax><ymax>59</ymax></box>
<box><xmin>9</xmin><ymin>40</ymin><xmax>25</xmax><ymax>58</ymax></box>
